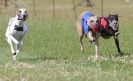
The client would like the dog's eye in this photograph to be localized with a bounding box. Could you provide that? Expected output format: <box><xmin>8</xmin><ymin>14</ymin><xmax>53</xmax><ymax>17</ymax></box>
<box><xmin>18</xmin><ymin>10</ymin><xmax>21</xmax><ymax>13</ymax></box>
<box><xmin>90</xmin><ymin>20</ymin><xmax>94</xmax><ymax>22</ymax></box>
<box><xmin>25</xmin><ymin>11</ymin><xmax>27</xmax><ymax>13</ymax></box>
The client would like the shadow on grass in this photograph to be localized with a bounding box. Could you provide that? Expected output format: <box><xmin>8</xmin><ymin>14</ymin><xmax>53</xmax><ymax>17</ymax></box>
<box><xmin>114</xmin><ymin>52</ymin><xmax>132</xmax><ymax>57</ymax></box>
<box><xmin>18</xmin><ymin>52</ymin><xmax>133</xmax><ymax>63</ymax></box>
<box><xmin>18</xmin><ymin>55</ymin><xmax>69</xmax><ymax>63</ymax></box>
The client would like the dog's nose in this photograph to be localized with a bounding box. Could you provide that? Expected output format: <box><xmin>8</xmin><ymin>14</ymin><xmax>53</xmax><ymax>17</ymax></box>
<box><xmin>23</xmin><ymin>15</ymin><xmax>27</xmax><ymax>18</ymax></box>
<box><xmin>113</xmin><ymin>20</ymin><xmax>118</xmax><ymax>24</ymax></box>
<box><xmin>23</xmin><ymin>15</ymin><xmax>27</xmax><ymax>21</ymax></box>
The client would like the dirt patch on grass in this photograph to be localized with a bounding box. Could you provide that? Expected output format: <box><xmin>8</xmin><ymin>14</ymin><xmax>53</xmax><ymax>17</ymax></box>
<box><xmin>1</xmin><ymin>62</ymin><xmax>36</xmax><ymax>69</ymax></box>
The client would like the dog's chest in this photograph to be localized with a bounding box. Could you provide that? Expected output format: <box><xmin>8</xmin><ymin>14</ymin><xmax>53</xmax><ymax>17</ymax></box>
<box><xmin>12</xmin><ymin>28</ymin><xmax>27</xmax><ymax>39</ymax></box>
<box><xmin>10</xmin><ymin>24</ymin><xmax>28</xmax><ymax>40</ymax></box>
<box><xmin>100</xmin><ymin>28</ymin><xmax>114</xmax><ymax>39</ymax></box>
<box><xmin>9</xmin><ymin>19</ymin><xmax>27</xmax><ymax>35</ymax></box>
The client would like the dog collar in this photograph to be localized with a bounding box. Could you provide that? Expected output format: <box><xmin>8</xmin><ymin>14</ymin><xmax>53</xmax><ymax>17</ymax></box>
<box><xmin>14</xmin><ymin>25</ymin><xmax>23</xmax><ymax>31</ymax></box>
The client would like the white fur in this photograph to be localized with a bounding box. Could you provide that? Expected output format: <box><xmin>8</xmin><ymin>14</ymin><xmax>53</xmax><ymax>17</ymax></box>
<box><xmin>5</xmin><ymin>8</ymin><xmax>28</xmax><ymax>60</ymax></box>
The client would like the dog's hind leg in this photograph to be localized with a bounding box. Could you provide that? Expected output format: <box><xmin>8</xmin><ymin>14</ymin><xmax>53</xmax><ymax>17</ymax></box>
<box><xmin>16</xmin><ymin>41</ymin><xmax>23</xmax><ymax>54</ymax></box>
<box><xmin>79</xmin><ymin>35</ymin><xmax>84</xmax><ymax>52</ymax></box>
<box><xmin>77</xmin><ymin>19</ymin><xmax>84</xmax><ymax>52</ymax></box>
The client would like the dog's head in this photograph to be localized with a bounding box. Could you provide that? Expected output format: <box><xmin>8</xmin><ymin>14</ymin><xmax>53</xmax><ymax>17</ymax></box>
<box><xmin>87</xmin><ymin>16</ymin><xmax>99</xmax><ymax>32</ymax></box>
<box><xmin>108</xmin><ymin>14</ymin><xmax>119</xmax><ymax>32</ymax></box>
<box><xmin>16</xmin><ymin>8</ymin><xmax>28</xmax><ymax>21</ymax></box>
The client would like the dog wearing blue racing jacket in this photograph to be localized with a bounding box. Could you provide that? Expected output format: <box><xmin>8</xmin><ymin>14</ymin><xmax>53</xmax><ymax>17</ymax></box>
<box><xmin>77</xmin><ymin>11</ymin><xmax>99</xmax><ymax>59</ymax></box>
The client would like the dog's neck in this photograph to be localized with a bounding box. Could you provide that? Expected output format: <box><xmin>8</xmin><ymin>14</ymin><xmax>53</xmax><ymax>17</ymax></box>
<box><xmin>15</xmin><ymin>16</ymin><xmax>24</xmax><ymax>27</ymax></box>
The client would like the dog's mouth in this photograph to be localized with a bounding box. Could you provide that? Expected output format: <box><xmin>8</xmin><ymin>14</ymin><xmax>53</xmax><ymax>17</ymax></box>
<box><xmin>23</xmin><ymin>15</ymin><xmax>27</xmax><ymax>21</ymax></box>
<box><xmin>90</xmin><ymin>24</ymin><xmax>99</xmax><ymax>32</ymax></box>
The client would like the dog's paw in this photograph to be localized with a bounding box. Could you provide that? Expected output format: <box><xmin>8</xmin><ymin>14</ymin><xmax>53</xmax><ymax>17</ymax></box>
<box><xmin>12</xmin><ymin>52</ymin><xmax>17</xmax><ymax>60</ymax></box>
<box><xmin>13</xmin><ymin>52</ymin><xmax>16</xmax><ymax>55</ymax></box>
<box><xmin>119</xmin><ymin>52</ymin><xmax>124</xmax><ymax>56</ymax></box>
<box><xmin>115</xmin><ymin>52</ymin><xmax>124</xmax><ymax>57</ymax></box>
<box><xmin>88</xmin><ymin>55</ymin><xmax>99</xmax><ymax>61</ymax></box>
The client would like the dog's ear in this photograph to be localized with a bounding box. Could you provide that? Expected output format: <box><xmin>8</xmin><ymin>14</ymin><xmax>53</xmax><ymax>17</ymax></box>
<box><xmin>115</xmin><ymin>14</ymin><xmax>119</xmax><ymax>17</ymax></box>
<box><xmin>116</xmin><ymin>14</ymin><xmax>121</xmax><ymax>17</ymax></box>
<box><xmin>16</xmin><ymin>9</ymin><xmax>22</xmax><ymax>16</ymax></box>
<box><xmin>87</xmin><ymin>16</ymin><xmax>98</xmax><ymax>25</ymax></box>
<box><xmin>87</xmin><ymin>17</ymin><xmax>93</xmax><ymax>25</ymax></box>
<box><xmin>87</xmin><ymin>18</ymin><xmax>91</xmax><ymax>25</ymax></box>
<box><xmin>16</xmin><ymin>10</ymin><xmax>18</xmax><ymax>16</ymax></box>
<box><xmin>108</xmin><ymin>14</ymin><xmax>111</xmax><ymax>16</ymax></box>
<box><xmin>95</xmin><ymin>15</ymin><xmax>99</xmax><ymax>18</ymax></box>
<box><xmin>107</xmin><ymin>14</ymin><xmax>111</xmax><ymax>18</ymax></box>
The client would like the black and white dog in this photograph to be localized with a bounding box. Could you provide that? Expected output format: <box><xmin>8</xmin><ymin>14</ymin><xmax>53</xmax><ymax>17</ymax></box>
<box><xmin>98</xmin><ymin>14</ymin><xmax>122</xmax><ymax>55</ymax></box>
<box><xmin>77</xmin><ymin>11</ymin><xmax>122</xmax><ymax>60</ymax></box>
<box><xmin>5</xmin><ymin>8</ymin><xmax>28</xmax><ymax>60</ymax></box>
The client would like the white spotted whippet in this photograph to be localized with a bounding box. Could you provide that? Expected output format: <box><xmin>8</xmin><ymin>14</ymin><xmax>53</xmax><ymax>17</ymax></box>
<box><xmin>5</xmin><ymin>8</ymin><xmax>28</xmax><ymax>60</ymax></box>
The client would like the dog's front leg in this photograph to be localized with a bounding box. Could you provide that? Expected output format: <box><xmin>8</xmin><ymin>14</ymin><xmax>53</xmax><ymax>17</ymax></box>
<box><xmin>9</xmin><ymin>35</ymin><xmax>19</xmax><ymax>44</ymax></box>
<box><xmin>88</xmin><ymin>32</ymin><xmax>99</xmax><ymax>60</ymax></box>
<box><xmin>113</xmin><ymin>36</ymin><xmax>123</xmax><ymax>55</ymax></box>
<box><xmin>94</xmin><ymin>40</ymin><xmax>99</xmax><ymax>59</ymax></box>
<box><xmin>94</xmin><ymin>33</ymin><xmax>99</xmax><ymax>59</ymax></box>
<box><xmin>6</xmin><ymin>37</ymin><xmax>16</xmax><ymax>54</ymax></box>
<box><xmin>88</xmin><ymin>31</ymin><xmax>96</xmax><ymax>42</ymax></box>
<box><xmin>9</xmin><ymin>35</ymin><xmax>20</xmax><ymax>60</ymax></box>
<box><xmin>12</xmin><ymin>41</ymin><xmax>23</xmax><ymax>60</ymax></box>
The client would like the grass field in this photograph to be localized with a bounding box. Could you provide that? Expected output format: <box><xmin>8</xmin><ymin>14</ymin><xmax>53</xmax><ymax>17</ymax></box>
<box><xmin>0</xmin><ymin>0</ymin><xmax>133</xmax><ymax>81</ymax></box>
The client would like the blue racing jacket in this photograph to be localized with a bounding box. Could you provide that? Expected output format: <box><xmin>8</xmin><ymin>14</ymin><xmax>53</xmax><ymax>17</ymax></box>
<box><xmin>81</xmin><ymin>11</ymin><xmax>94</xmax><ymax>34</ymax></box>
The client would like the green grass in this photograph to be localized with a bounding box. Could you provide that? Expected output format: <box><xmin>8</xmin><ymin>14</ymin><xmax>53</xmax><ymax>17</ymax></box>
<box><xmin>0</xmin><ymin>0</ymin><xmax>133</xmax><ymax>81</ymax></box>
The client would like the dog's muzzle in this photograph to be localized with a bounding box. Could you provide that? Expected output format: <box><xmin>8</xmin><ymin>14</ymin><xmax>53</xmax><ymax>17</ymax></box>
<box><xmin>90</xmin><ymin>23</ymin><xmax>99</xmax><ymax>32</ymax></box>
<box><xmin>17</xmin><ymin>15</ymin><xmax>27</xmax><ymax>21</ymax></box>
<box><xmin>23</xmin><ymin>15</ymin><xmax>27</xmax><ymax>21</ymax></box>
